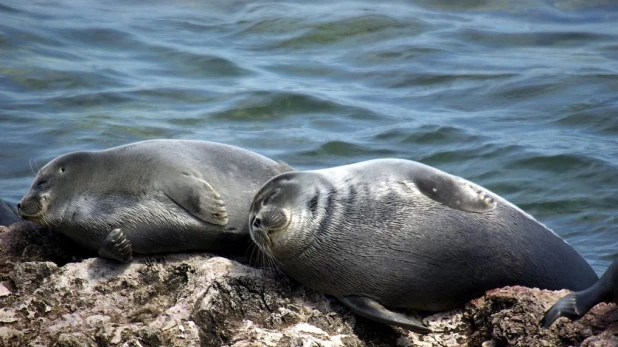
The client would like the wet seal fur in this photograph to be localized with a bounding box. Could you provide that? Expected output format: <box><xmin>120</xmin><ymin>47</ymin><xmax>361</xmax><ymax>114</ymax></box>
<box><xmin>249</xmin><ymin>158</ymin><xmax>598</xmax><ymax>333</ymax></box>
<box><xmin>18</xmin><ymin>139</ymin><xmax>291</xmax><ymax>262</ymax></box>
<box><xmin>542</xmin><ymin>258</ymin><xmax>618</xmax><ymax>328</ymax></box>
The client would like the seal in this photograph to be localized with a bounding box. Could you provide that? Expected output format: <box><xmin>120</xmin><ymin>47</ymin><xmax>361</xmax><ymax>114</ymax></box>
<box><xmin>542</xmin><ymin>258</ymin><xmax>617</xmax><ymax>328</ymax></box>
<box><xmin>0</xmin><ymin>198</ymin><xmax>20</xmax><ymax>227</ymax></box>
<box><xmin>18</xmin><ymin>139</ymin><xmax>291</xmax><ymax>262</ymax></box>
<box><xmin>249</xmin><ymin>158</ymin><xmax>598</xmax><ymax>333</ymax></box>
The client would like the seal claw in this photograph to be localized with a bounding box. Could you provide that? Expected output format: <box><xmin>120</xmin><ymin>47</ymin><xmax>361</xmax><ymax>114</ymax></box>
<box><xmin>163</xmin><ymin>174</ymin><xmax>229</xmax><ymax>226</ymax></box>
<box><xmin>99</xmin><ymin>228</ymin><xmax>133</xmax><ymax>263</ymax></box>
<box><xmin>411</xmin><ymin>173</ymin><xmax>497</xmax><ymax>213</ymax></box>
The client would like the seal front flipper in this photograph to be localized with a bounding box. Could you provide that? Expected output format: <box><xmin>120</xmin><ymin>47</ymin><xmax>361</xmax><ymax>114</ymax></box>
<box><xmin>98</xmin><ymin>228</ymin><xmax>133</xmax><ymax>263</ymax></box>
<box><xmin>162</xmin><ymin>173</ymin><xmax>228</xmax><ymax>226</ymax></box>
<box><xmin>407</xmin><ymin>167</ymin><xmax>496</xmax><ymax>213</ymax></box>
<box><xmin>338</xmin><ymin>295</ymin><xmax>432</xmax><ymax>334</ymax></box>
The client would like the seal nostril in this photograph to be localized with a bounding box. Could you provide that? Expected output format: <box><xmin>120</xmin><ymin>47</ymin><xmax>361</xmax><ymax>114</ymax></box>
<box><xmin>253</xmin><ymin>217</ymin><xmax>262</xmax><ymax>229</ymax></box>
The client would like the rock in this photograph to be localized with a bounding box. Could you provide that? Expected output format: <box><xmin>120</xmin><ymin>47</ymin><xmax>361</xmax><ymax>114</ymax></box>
<box><xmin>0</xmin><ymin>282</ymin><xmax>11</xmax><ymax>297</ymax></box>
<box><xmin>10</xmin><ymin>261</ymin><xmax>58</xmax><ymax>292</ymax></box>
<box><xmin>0</xmin><ymin>222</ymin><xmax>616</xmax><ymax>346</ymax></box>
<box><xmin>0</xmin><ymin>221</ymin><xmax>83</xmax><ymax>265</ymax></box>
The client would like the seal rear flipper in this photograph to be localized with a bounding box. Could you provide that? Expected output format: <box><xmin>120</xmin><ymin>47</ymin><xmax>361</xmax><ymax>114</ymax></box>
<box><xmin>406</xmin><ymin>168</ymin><xmax>496</xmax><ymax>213</ymax></box>
<box><xmin>541</xmin><ymin>287</ymin><xmax>605</xmax><ymax>328</ymax></box>
<box><xmin>541</xmin><ymin>260</ymin><xmax>616</xmax><ymax>328</ymax></box>
<box><xmin>338</xmin><ymin>295</ymin><xmax>432</xmax><ymax>334</ymax></box>
<box><xmin>162</xmin><ymin>173</ymin><xmax>228</xmax><ymax>226</ymax></box>
<box><xmin>98</xmin><ymin>228</ymin><xmax>133</xmax><ymax>263</ymax></box>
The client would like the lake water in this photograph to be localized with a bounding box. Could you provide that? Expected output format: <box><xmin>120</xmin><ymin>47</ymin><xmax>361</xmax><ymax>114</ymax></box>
<box><xmin>0</xmin><ymin>0</ymin><xmax>616</xmax><ymax>274</ymax></box>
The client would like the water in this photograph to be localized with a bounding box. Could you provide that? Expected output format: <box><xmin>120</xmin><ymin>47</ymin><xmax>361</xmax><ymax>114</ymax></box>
<box><xmin>0</xmin><ymin>0</ymin><xmax>616</xmax><ymax>274</ymax></box>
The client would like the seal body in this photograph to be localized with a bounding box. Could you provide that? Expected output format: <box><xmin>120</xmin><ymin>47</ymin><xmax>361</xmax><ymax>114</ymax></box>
<box><xmin>0</xmin><ymin>199</ymin><xmax>20</xmax><ymax>227</ymax></box>
<box><xmin>249</xmin><ymin>159</ymin><xmax>598</xmax><ymax>332</ymax></box>
<box><xmin>18</xmin><ymin>140</ymin><xmax>291</xmax><ymax>262</ymax></box>
<box><xmin>542</xmin><ymin>258</ymin><xmax>618</xmax><ymax>328</ymax></box>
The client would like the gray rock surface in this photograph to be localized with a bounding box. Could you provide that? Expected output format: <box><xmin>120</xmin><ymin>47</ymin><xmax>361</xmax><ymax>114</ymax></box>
<box><xmin>1</xmin><ymin>221</ymin><xmax>617</xmax><ymax>346</ymax></box>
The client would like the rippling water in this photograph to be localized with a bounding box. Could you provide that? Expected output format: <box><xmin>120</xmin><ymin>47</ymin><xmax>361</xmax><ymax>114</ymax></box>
<box><xmin>1</xmin><ymin>0</ymin><xmax>617</xmax><ymax>273</ymax></box>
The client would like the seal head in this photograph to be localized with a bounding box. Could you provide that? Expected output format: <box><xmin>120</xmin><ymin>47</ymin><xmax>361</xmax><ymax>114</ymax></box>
<box><xmin>19</xmin><ymin>152</ymin><xmax>89</xmax><ymax>225</ymax></box>
<box><xmin>250</xmin><ymin>172</ymin><xmax>326</xmax><ymax>261</ymax></box>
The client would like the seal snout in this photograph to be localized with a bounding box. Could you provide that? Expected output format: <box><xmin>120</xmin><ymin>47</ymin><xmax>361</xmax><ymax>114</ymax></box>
<box><xmin>252</xmin><ymin>216</ymin><xmax>263</xmax><ymax>230</ymax></box>
<box><xmin>17</xmin><ymin>195</ymin><xmax>45</xmax><ymax>219</ymax></box>
<box><xmin>249</xmin><ymin>214</ymin><xmax>272</xmax><ymax>249</ymax></box>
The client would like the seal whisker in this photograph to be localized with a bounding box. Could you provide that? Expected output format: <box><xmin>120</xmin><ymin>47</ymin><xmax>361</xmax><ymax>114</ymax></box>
<box><xmin>248</xmin><ymin>242</ymin><xmax>261</xmax><ymax>269</ymax></box>
<box><xmin>262</xmin><ymin>246</ymin><xmax>283</xmax><ymax>277</ymax></box>
<box><xmin>44</xmin><ymin>213</ymin><xmax>59</xmax><ymax>229</ymax></box>
<box><xmin>247</xmin><ymin>243</ymin><xmax>255</xmax><ymax>265</ymax></box>
<box><xmin>29</xmin><ymin>158</ymin><xmax>37</xmax><ymax>176</ymax></box>
<box><xmin>40</xmin><ymin>213</ymin><xmax>52</xmax><ymax>229</ymax></box>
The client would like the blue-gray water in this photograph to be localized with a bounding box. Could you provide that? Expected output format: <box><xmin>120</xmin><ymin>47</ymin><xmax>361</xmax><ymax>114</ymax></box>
<box><xmin>1</xmin><ymin>0</ymin><xmax>616</xmax><ymax>274</ymax></box>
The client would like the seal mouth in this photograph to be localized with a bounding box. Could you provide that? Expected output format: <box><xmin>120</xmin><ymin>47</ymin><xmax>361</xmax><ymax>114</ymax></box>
<box><xmin>17</xmin><ymin>200</ymin><xmax>45</xmax><ymax>220</ymax></box>
<box><xmin>255</xmin><ymin>209</ymin><xmax>290</xmax><ymax>232</ymax></box>
<box><xmin>250</xmin><ymin>217</ymin><xmax>273</xmax><ymax>250</ymax></box>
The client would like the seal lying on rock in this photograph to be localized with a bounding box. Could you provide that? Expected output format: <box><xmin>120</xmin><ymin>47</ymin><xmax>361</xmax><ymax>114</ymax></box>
<box><xmin>542</xmin><ymin>258</ymin><xmax>618</xmax><ymax>328</ymax></box>
<box><xmin>18</xmin><ymin>140</ymin><xmax>291</xmax><ymax>262</ymax></box>
<box><xmin>248</xmin><ymin>158</ymin><xmax>598</xmax><ymax>333</ymax></box>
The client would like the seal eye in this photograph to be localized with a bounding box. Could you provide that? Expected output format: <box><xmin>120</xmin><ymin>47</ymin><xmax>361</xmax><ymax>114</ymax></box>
<box><xmin>60</xmin><ymin>167</ymin><xmax>65</xmax><ymax>173</ymax></box>
<box><xmin>36</xmin><ymin>180</ymin><xmax>48</xmax><ymax>189</ymax></box>
<box><xmin>263</xmin><ymin>188</ymin><xmax>280</xmax><ymax>205</ymax></box>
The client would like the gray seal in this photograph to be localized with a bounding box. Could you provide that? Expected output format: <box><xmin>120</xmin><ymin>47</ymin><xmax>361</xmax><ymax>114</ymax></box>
<box><xmin>248</xmin><ymin>158</ymin><xmax>598</xmax><ymax>333</ymax></box>
<box><xmin>18</xmin><ymin>139</ymin><xmax>291</xmax><ymax>262</ymax></box>
<box><xmin>542</xmin><ymin>258</ymin><xmax>617</xmax><ymax>328</ymax></box>
<box><xmin>0</xmin><ymin>198</ymin><xmax>20</xmax><ymax>227</ymax></box>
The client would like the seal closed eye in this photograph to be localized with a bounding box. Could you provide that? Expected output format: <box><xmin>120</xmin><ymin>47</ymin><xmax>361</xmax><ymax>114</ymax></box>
<box><xmin>18</xmin><ymin>139</ymin><xmax>292</xmax><ymax>262</ymax></box>
<box><xmin>249</xmin><ymin>158</ymin><xmax>598</xmax><ymax>333</ymax></box>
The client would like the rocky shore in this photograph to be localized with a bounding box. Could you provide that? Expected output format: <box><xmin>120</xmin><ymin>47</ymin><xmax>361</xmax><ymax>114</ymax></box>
<box><xmin>1</xmin><ymin>220</ymin><xmax>616</xmax><ymax>347</ymax></box>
